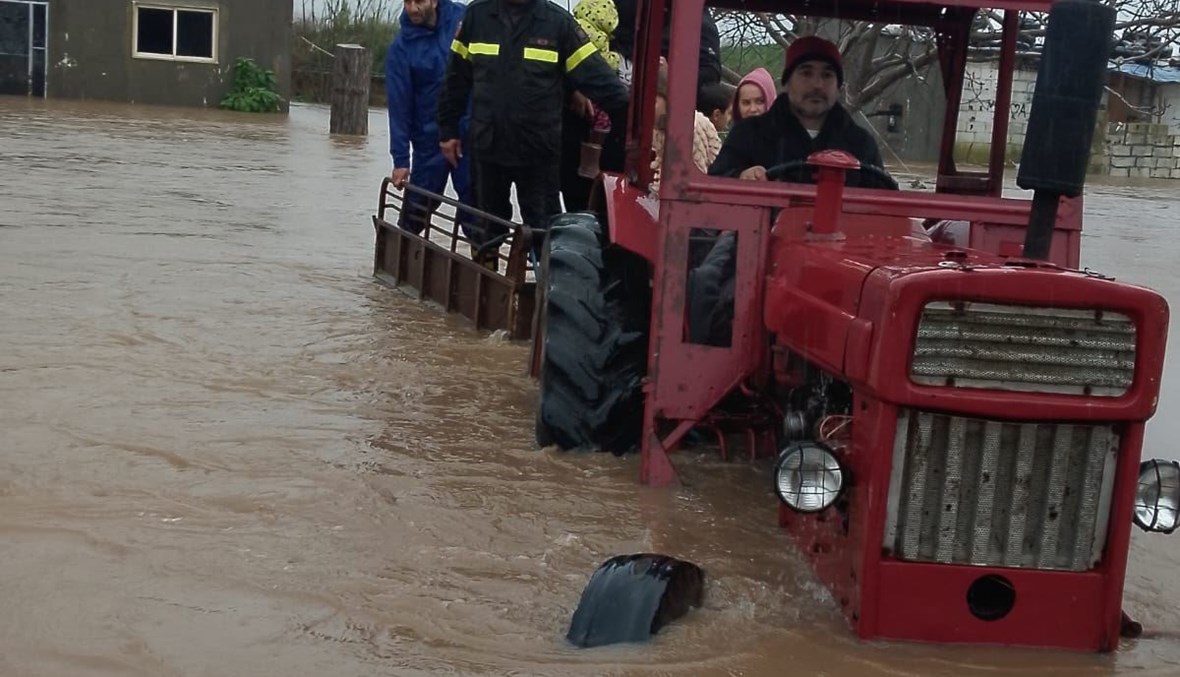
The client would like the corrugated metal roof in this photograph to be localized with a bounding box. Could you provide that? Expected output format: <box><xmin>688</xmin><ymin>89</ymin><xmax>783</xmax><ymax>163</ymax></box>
<box><xmin>1108</xmin><ymin>61</ymin><xmax>1180</xmax><ymax>85</ymax></box>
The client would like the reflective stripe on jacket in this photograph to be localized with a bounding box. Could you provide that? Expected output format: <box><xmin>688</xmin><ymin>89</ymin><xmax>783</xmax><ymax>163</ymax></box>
<box><xmin>438</xmin><ymin>0</ymin><xmax>629</xmax><ymax>166</ymax></box>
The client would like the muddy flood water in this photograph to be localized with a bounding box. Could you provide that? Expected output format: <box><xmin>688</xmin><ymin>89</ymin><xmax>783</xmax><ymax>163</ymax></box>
<box><xmin>3</xmin><ymin>98</ymin><xmax>1180</xmax><ymax>676</ymax></box>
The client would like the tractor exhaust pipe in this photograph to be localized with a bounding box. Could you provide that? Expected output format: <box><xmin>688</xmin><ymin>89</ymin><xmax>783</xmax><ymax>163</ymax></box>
<box><xmin>1017</xmin><ymin>0</ymin><xmax>1115</xmax><ymax>260</ymax></box>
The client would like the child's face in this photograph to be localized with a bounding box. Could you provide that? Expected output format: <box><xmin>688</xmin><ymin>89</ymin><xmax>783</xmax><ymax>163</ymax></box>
<box><xmin>710</xmin><ymin>107</ymin><xmax>731</xmax><ymax>132</ymax></box>
<box><xmin>737</xmin><ymin>83</ymin><xmax>767</xmax><ymax>119</ymax></box>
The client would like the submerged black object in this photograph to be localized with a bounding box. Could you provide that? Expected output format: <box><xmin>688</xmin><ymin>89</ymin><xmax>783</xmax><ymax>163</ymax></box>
<box><xmin>567</xmin><ymin>554</ymin><xmax>705</xmax><ymax>648</ymax></box>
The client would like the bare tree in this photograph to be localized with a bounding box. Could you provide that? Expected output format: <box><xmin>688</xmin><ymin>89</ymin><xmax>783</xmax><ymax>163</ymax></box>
<box><xmin>714</xmin><ymin>0</ymin><xmax>1180</xmax><ymax>114</ymax></box>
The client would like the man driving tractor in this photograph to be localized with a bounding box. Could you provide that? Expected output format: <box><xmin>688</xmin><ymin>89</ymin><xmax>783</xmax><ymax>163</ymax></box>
<box><xmin>709</xmin><ymin>36</ymin><xmax>894</xmax><ymax>189</ymax></box>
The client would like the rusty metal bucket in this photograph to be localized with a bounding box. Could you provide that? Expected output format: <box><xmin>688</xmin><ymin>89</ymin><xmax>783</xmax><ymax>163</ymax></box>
<box><xmin>371</xmin><ymin>179</ymin><xmax>538</xmax><ymax>340</ymax></box>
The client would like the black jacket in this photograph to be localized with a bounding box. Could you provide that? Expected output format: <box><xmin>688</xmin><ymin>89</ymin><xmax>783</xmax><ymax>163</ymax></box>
<box><xmin>438</xmin><ymin>0</ymin><xmax>630</xmax><ymax>166</ymax></box>
<box><xmin>611</xmin><ymin>0</ymin><xmax>721</xmax><ymax>87</ymax></box>
<box><xmin>708</xmin><ymin>98</ymin><xmax>890</xmax><ymax>188</ymax></box>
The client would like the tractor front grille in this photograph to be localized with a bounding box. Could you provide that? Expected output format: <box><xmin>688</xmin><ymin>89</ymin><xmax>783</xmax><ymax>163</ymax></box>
<box><xmin>883</xmin><ymin>409</ymin><xmax>1118</xmax><ymax>571</ymax></box>
<box><xmin>911</xmin><ymin>302</ymin><xmax>1136</xmax><ymax>396</ymax></box>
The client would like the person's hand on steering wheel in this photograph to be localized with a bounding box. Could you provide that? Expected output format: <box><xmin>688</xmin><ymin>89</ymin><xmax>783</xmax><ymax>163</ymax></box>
<box><xmin>738</xmin><ymin>166</ymin><xmax>768</xmax><ymax>181</ymax></box>
<box><xmin>739</xmin><ymin>159</ymin><xmax>899</xmax><ymax>190</ymax></box>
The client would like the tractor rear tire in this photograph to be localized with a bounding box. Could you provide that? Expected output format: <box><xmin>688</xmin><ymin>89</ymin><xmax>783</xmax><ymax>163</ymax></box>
<box><xmin>535</xmin><ymin>213</ymin><xmax>650</xmax><ymax>453</ymax></box>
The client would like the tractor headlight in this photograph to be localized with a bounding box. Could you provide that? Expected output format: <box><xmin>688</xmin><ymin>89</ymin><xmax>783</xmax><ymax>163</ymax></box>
<box><xmin>1134</xmin><ymin>459</ymin><xmax>1180</xmax><ymax>534</ymax></box>
<box><xmin>774</xmin><ymin>442</ymin><xmax>843</xmax><ymax>513</ymax></box>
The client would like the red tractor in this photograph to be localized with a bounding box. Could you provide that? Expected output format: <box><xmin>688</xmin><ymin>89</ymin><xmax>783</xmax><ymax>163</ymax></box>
<box><xmin>370</xmin><ymin>0</ymin><xmax>1180</xmax><ymax>655</ymax></box>
<box><xmin>534</xmin><ymin>0</ymin><xmax>1180</xmax><ymax>654</ymax></box>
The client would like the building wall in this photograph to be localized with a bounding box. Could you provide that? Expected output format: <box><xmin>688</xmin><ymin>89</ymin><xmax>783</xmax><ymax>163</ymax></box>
<box><xmin>952</xmin><ymin>60</ymin><xmax>1180</xmax><ymax>178</ymax></box>
<box><xmin>48</xmin><ymin>0</ymin><xmax>292</xmax><ymax>109</ymax></box>
<box><xmin>860</xmin><ymin>62</ymin><xmax>946</xmax><ymax>164</ymax></box>
<box><xmin>1106</xmin><ymin>72</ymin><xmax>1154</xmax><ymax>124</ymax></box>
<box><xmin>953</xmin><ymin>61</ymin><xmax>1038</xmax><ymax>164</ymax></box>
<box><xmin>1101</xmin><ymin>122</ymin><xmax>1180</xmax><ymax>179</ymax></box>
<box><xmin>1159</xmin><ymin>84</ymin><xmax>1180</xmax><ymax>131</ymax></box>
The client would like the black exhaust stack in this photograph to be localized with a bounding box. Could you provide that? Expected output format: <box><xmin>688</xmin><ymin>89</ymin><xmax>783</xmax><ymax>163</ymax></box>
<box><xmin>1016</xmin><ymin>0</ymin><xmax>1115</xmax><ymax>260</ymax></box>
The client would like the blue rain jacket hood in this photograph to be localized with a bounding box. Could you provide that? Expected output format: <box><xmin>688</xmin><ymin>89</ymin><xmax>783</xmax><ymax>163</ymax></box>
<box><xmin>386</xmin><ymin>0</ymin><xmax>469</xmax><ymax>167</ymax></box>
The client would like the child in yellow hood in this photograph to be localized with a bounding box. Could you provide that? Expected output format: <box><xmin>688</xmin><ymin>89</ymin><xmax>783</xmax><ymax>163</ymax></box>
<box><xmin>573</xmin><ymin>0</ymin><xmax>622</xmax><ymax>72</ymax></box>
<box><xmin>572</xmin><ymin>0</ymin><xmax>623</xmax><ymax>133</ymax></box>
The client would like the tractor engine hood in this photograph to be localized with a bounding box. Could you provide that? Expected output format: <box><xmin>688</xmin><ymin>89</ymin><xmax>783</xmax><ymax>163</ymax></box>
<box><xmin>763</xmin><ymin>234</ymin><xmax>985</xmax><ymax>379</ymax></box>
<box><xmin>765</xmin><ymin>235</ymin><xmax>1169</xmax><ymax>421</ymax></box>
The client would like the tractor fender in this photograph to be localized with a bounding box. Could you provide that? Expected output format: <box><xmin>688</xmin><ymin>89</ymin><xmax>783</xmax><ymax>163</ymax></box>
<box><xmin>591</xmin><ymin>173</ymin><xmax>660</xmax><ymax>265</ymax></box>
<box><xmin>567</xmin><ymin>554</ymin><xmax>704</xmax><ymax>648</ymax></box>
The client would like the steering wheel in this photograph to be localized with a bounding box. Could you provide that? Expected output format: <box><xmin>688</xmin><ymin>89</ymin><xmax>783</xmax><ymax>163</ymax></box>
<box><xmin>761</xmin><ymin>159</ymin><xmax>811</xmax><ymax>183</ymax></box>
<box><xmin>752</xmin><ymin>159</ymin><xmax>900</xmax><ymax>191</ymax></box>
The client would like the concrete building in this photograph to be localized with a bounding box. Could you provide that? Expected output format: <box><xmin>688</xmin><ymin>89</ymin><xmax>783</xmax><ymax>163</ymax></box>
<box><xmin>952</xmin><ymin>60</ymin><xmax>1038</xmax><ymax>165</ymax></box>
<box><xmin>0</xmin><ymin>0</ymin><xmax>292</xmax><ymax>109</ymax></box>
<box><xmin>857</xmin><ymin>63</ymin><xmax>947</xmax><ymax>165</ymax></box>
<box><xmin>1107</xmin><ymin>61</ymin><xmax>1180</xmax><ymax>130</ymax></box>
<box><xmin>950</xmin><ymin>59</ymin><xmax>1180</xmax><ymax>178</ymax></box>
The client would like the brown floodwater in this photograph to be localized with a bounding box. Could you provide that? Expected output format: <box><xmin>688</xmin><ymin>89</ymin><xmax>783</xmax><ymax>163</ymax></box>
<box><xmin>2</xmin><ymin>97</ymin><xmax>1180</xmax><ymax>676</ymax></box>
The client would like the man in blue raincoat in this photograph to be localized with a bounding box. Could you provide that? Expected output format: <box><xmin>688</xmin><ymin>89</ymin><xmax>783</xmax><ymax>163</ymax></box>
<box><xmin>386</xmin><ymin>0</ymin><xmax>475</xmax><ymax>237</ymax></box>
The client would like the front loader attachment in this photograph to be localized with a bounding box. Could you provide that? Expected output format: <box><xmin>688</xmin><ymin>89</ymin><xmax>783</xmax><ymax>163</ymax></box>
<box><xmin>372</xmin><ymin>179</ymin><xmax>538</xmax><ymax>339</ymax></box>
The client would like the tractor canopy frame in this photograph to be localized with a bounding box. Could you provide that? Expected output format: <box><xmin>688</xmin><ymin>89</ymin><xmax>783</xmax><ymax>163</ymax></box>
<box><xmin>607</xmin><ymin>0</ymin><xmax>1087</xmax><ymax>486</ymax></box>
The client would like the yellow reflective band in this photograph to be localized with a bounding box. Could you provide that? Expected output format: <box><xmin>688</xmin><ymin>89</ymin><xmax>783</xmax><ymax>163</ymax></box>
<box><xmin>468</xmin><ymin>42</ymin><xmax>500</xmax><ymax>56</ymax></box>
<box><xmin>523</xmin><ymin>47</ymin><xmax>559</xmax><ymax>63</ymax></box>
<box><xmin>565</xmin><ymin>41</ymin><xmax>597</xmax><ymax>72</ymax></box>
<box><xmin>451</xmin><ymin>40</ymin><xmax>469</xmax><ymax>59</ymax></box>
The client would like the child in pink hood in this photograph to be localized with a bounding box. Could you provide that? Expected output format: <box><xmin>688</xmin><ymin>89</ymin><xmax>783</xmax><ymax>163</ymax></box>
<box><xmin>731</xmin><ymin>67</ymin><xmax>778</xmax><ymax>124</ymax></box>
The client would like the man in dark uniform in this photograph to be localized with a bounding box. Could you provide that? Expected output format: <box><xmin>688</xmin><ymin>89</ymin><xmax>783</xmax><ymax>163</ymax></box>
<box><xmin>708</xmin><ymin>36</ymin><xmax>893</xmax><ymax>189</ymax></box>
<box><xmin>437</xmin><ymin>0</ymin><xmax>630</xmax><ymax>266</ymax></box>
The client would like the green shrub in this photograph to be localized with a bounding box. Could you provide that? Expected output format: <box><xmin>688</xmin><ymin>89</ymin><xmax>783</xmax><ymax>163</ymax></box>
<box><xmin>220</xmin><ymin>57</ymin><xmax>283</xmax><ymax>113</ymax></box>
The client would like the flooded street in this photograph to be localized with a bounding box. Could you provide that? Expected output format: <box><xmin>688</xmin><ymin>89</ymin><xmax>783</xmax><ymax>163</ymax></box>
<box><xmin>3</xmin><ymin>97</ymin><xmax>1180</xmax><ymax>676</ymax></box>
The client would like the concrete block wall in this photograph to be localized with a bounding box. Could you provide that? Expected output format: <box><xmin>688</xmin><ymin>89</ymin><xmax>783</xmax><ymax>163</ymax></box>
<box><xmin>1103</xmin><ymin>122</ymin><xmax>1180</xmax><ymax>178</ymax></box>
<box><xmin>1160</xmin><ymin>86</ymin><xmax>1180</xmax><ymax>132</ymax></box>
<box><xmin>954</xmin><ymin>62</ymin><xmax>1038</xmax><ymax>161</ymax></box>
<box><xmin>955</xmin><ymin>62</ymin><xmax>1180</xmax><ymax>178</ymax></box>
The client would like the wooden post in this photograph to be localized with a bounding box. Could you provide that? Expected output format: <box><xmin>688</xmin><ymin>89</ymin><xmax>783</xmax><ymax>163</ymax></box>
<box><xmin>330</xmin><ymin>43</ymin><xmax>370</xmax><ymax>135</ymax></box>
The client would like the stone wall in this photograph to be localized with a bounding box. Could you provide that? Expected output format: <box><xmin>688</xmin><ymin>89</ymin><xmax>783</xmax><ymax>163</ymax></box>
<box><xmin>1103</xmin><ymin>122</ymin><xmax>1180</xmax><ymax>179</ymax></box>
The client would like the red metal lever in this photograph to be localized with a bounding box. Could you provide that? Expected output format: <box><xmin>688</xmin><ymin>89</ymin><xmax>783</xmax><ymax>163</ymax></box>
<box><xmin>808</xmin><ymin>150</ymin><xmax>860</xmax><ymax>235</ymax></box>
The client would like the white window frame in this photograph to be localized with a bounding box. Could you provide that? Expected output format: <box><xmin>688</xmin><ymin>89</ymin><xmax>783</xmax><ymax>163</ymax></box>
<box><xmin>131</xmin><ymin>2</ymin><xmax>218</xmax><ymax>64</ymax></box>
